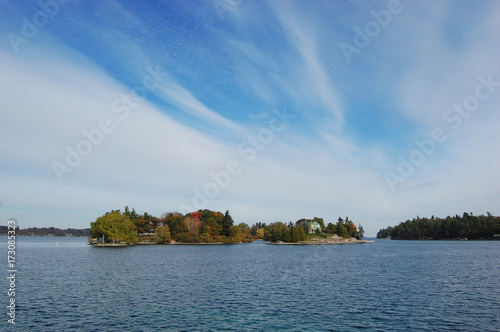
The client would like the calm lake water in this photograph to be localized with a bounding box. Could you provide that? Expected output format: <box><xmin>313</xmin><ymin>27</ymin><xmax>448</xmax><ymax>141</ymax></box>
<box><xmin>1</xmin><ymin>237</ymin><xmax>499</xmax><ymax>331</ymax></box>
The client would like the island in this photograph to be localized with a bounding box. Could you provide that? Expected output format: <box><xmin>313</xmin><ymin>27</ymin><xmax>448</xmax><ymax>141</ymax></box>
<box><xmin>270</xmin><ymin>234</ymin><xmax>374</xmax><ymax>245</ymax></box>
<box><xmin>377</xmin><ymin>212</ymin><xmax>500</xmax><ymax>240</ymax></box>
<box><xmin>89</xmin><ymin>208</ymin><xmax>252</xmax><ymax>246</ymax></box>
<box><xmin>261</xmin><ymin>218</ymin><xmax>370</xmax><ymax>244</ymax></box>
<box><xmin>89</xmin><ymin>207</ymin><xmax>370</xmax><ymax>246</ymax></box>
<box><xmin>0</xmin><ymin>226</ymin><xmax>90</xmax><ymax>237</ymax></box>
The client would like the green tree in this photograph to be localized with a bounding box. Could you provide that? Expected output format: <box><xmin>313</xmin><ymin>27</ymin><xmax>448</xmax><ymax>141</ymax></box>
<box><xmin>264</xmin><ymin>222</ymin><xmax>288</xmax><ymax>242</ymax></box>
<box><xmin>154</xmin><ymin>224</ymin><xmax>171</xmax><ymax>244</ymax></box>
<box><xmin>91</xmin><ymin>210</ymin><xmax>138</xmax><ymax>243</ymax></box>
<box><xmin>282</xmin><ymin>227</ymin><xmax>291</xmax><ymax>242</ymax></box>
<box><xmin>290</xmin><ymin>226</ymin><xmax>299</xmax><ymax>243</ymax></box>
<box><xmin>377</xmin><ymin>212</ymin><xmax>500</xmax><ymax>240</ymax></box>
<box><xmin>298</xmin><ymin>226</ymin><xmax>306</xmax><ymax>241</ymax></box>
<box><xmin>204</xmin><ymin>216</ymin><xmax>222</xmax><ymax>238</ymax></box>
<box><xmin>124</xmin><ymin>206</ymin><xmax>138</xmax><ymax>219</ymax></box>
<box><xmin>221</xmin><ymin>210</ymin><xmax>234</xmax><ymax>237</ymax></box>
<box><xmin>161</xmin><ymin>212</ymin><xmax>184</xmax><ymax>238</ymax></box>
<box><xmin>335</xmin><ymin>222</ymin><xmax>349</xmax><ymax>238</ymax></box>
<box><xmin>295</xmin><ymin>219</ymin><xmax>311</xmax><ymax>234</ymax></box>
<box><xmin>228</xmin><ymin>225</ymin><xmax>242</xmax><ymax>242</ymax></box>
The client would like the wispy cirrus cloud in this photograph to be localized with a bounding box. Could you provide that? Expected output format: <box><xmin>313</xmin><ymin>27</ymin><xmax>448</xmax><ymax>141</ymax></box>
<box><xmin>158</xmin><ymin>82</ymin><xmax>245</xmax><ymax>134</ymax></box>
<box><xmin>1</xmin><ymin>0</ymin><xmax>499</xmax><ymax>236</ymax></box>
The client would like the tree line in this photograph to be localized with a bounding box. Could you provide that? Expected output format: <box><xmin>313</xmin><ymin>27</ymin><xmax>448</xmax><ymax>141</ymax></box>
<box><xmin>90</xmin><ymin>207</ymin><xmax>253</xmax><ymax>244</ymax></box>
<box><xmin>377</xmin><ymin>212</ymin><xmax>500</xmax><ymax>240</ymax></box>
<box><xmin>0</xmin><ymin>226</ymin><xmax>90</xmax><ymax>237</ymax></box>
<box><xmin>263</xmin><ymin>217</ymin><xmax>364</xmax><ymax>243</ymax></box>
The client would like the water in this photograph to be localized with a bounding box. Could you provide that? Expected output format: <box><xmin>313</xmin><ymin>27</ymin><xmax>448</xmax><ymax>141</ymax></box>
<box><xmin>1</xmin><ymin>237</ymin><xmax>499</xmax><ymax>331</ymax></box>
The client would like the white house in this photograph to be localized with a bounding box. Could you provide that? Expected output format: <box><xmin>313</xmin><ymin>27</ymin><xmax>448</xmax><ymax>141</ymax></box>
<box><xmin>309</xmin><ymin>220</ymin><xmax>321</xmax><ymax>233</ymax></box>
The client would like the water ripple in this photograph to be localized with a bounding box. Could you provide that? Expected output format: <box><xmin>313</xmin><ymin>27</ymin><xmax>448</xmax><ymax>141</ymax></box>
<box><xmin>1</xmin><ymin>238</ymin><xmax>499</xmax><ymax>331</ymax></box>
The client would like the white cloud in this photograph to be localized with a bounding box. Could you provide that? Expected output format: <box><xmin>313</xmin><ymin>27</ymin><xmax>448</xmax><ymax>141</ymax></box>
<box><xmin>1</xmin><ymin>1</ymin><xmax>499</xmax><ymax>236</ymax></box>
<box><xmin>270</xmin><ymin>1</ymin><xmax>344</xmax><ymax>132</ymax></box>
<box><xmin>0</xmin><ymin>42</ymin><xmax>246</xmax><ymax>227</ymax></box>
<box><xmin>157</xmin><ymin>82</ymin><xmax>245</xmax><ymax>134</ymax></box>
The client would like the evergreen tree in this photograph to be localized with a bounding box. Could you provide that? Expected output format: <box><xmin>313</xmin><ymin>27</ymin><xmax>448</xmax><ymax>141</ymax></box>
<box><xmin>282</xmin><ymin>227</ymin><xmax>291</xmax><ymax>242</ymax></box>
<box><xmin>221</xmin><ymin>210</ymin><xmax>234</xmax><ymax>237</ymax></box>
<box><xmin>298</xmin><ymin>226</ymin><xmax>306</xmax><ymax>241</ymax></box>
<box><xmin>377</xmin><ymin>213</ymin><xmax>500</xmax><ymax>240</ymax></box>
<box><xmin>357</xmin><ymin>223</ymin><xmax>365</xmax><ymax>239</ymax></box>
<box><xmin>336</xmin><ymin>222</ymin><xmax>349</xmax><ymax>238</ymax></box>
<box><xmin>290</xmin><ymin>226</ymin><xmax>299</xmax><ymax>242</ymax></box>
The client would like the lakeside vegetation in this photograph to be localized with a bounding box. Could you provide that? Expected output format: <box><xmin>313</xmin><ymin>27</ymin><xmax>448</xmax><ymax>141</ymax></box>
<box><xmin>377</xmin><ymin>212</ymin><xmax>500</xmax><ymax>240</ymax></box>
<box><xmin>90</xmin><ymin>207</ymin><xmax>253</xmax><ymax>245</ymax></box>
<box><xmin>89</xmin><ymin>208</ymin><xmax>365</xmax><ymax>245</ymax></box>
<box><xmin>263</xmin><ymin>217</ymin><xmax>365</xmax><ymax>243</ymax></box>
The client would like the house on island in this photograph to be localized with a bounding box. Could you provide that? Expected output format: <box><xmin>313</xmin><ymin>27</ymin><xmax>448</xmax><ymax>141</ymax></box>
<box><xmin>309</xmin><ymin>220</ymin><xmax>321</xmax><ymax>233</ymax></box>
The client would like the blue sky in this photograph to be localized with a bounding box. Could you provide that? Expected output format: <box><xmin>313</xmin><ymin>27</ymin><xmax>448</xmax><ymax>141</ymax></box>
<box><xmin>1</xmin><ymin>0</ymin><xmax>499</xmax><ymax>236</ymax></box>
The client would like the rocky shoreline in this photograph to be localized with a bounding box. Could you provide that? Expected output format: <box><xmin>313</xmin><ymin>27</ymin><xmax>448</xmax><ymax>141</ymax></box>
<box><xmin>90</xmin><ymin>236</ymin><xmax>374</xmax><ymax>246</ymax></box>
<box><xmin>89</xmin><ymin>240</ymin><xmax>245</xmax><ymax>246</ymax></box>
<box><xmin>270</xmin><ymin>235</ymin><xmax>374</xmax><ymax>245</ymax></box>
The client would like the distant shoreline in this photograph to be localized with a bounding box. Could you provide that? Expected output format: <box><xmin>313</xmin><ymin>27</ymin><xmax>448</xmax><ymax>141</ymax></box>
<box><xmin>0</xmin><ymin>234</ymin><xmax>89</xmax><ymax>237</ymax></box>
<box><xmin>378</xmin><ymin>237</ymin><xmax>498</xmax><ymax>241</ymax></box>
<box><xmin>0</xmin><ymin>226</ymin><xmax>90</xmax><ymax>237</ymax></box>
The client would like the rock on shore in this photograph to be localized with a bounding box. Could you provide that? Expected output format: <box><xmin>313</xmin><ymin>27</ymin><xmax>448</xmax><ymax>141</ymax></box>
<box><xmin>271</xmin><ymin>235</ymin><xmax>374</xmax><ymax>245</ymax></box>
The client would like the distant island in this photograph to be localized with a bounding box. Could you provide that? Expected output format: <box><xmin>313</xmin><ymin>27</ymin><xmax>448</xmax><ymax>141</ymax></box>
<box><xmin>89</xmin><ymin>207</ymin><xmax>368</xmax><ymax>246</ymax></box>
<box><xmin>377</xmin><ymin>212</ymin><xmax>500</xmax><ymax>240</ymax></box>
<box><xmin>0</xmin><ymin>226</ymin><xmax>90</xmax><ymax>237</ymax></box>
<box><xmin>261</xmin><ymin>218</ymin><xmax>368</xmax><ymax>244</ymax></box>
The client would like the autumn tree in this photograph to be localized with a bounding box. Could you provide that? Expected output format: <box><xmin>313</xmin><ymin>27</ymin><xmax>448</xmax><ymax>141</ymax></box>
<box><xmin>228</xmin><ymin>225</ymin><xmax>242</xmax><ymax>243</ymax></box>
<box><xmin>256</xmin><ymin>228</ymin><xmax>265</xmax><ymax>239</ymax></box>
<box><xmin>154</xmin><ymin>224</ymin><xmax>171</xmax><ymax>244</ymax></box>
<box><xmin>347</xmin><ymin>222</ymin><xmax>358</xmax><ymax>238</ymax></box>
<box><xmin>161</xmin><ymin>212</ymin><xmax>184</xmax><ymax>239</ymax></box>
<box><xmin>185</xmin><ymin>214</ymin><xmax>202</xmax><ymax>234</ymax></box>
<box><xmin>201</xmin><ymin>216</ymin><xmax>221</xmax><ymax>240</ymax></box>
<box><xmin>91</xmin><ymin>210</ymin><xmax>138</xmax><ymax>243</ymax></box>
